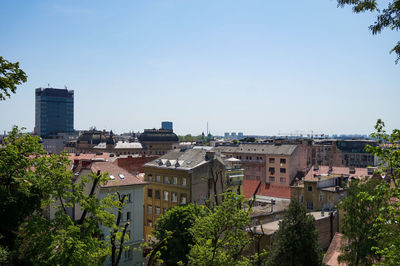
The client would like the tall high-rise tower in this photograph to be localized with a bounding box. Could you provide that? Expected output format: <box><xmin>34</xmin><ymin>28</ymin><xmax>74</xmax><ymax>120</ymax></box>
<box><xmin>161</xmin><ymin>121</ymin><xmax>173</xmax><ymax>131</ymax></box>
<box><xmin>35</xmin><ymin>87</ymin><xmax>74</xmax><ymax>138</ymax></box>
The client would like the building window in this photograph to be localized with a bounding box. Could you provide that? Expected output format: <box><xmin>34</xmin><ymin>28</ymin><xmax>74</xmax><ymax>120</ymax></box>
<box><xmin>307</xmin><ymin>202</ymin><xmax>314</xmax><ymax>210</ymax></box>
<box><xmin>163</xmin><ymin>208</ymin><xmax>168</xmax><ymax>214</ymax></box>
<box><xmin>148</xmin><ymin>205</ymin><xmax>152</xmax><ymax>215</ymax></box>
<box><xmin>147</xmin><ymin>219</ymin><xmax>153</xmax><ymax>227</ymax></box>
<box><xmin>156</xmin><ymin>176</ymin><xmax>161</xmax><ymax>182</ymax></box>
<box><xmin>269</xmin><ymin>176</ymin><xmax>275</xmax><ymax>182</ymax></box>
<box><xmin>319</xmin><ymin>194</ymin><xmax>323</xmax><ymax>202</ymax></box>
<box><xmin>280</xmin><ymin>158</ymin><xmax>286</xmax><ymax>164</ymax></box>
<box><xmin>299</xmin><ymin>194</ymin><xmax>304</xmax><ymax>203</ymax></box>
<box><xmin>156</xmin><ymin>206</ymin><xmax>161</xmax><ymax>215</ymax></box>
<box><xmin>307</xmin><ymin>186</ymin><xmax>313</xmax><ymax>192</ymax></box>
<box><xmin>164</xmin><ymin>176</ymin><xmax>169</xmax><ymax>184</ymax></box>
<box><xmin>280</xmin><ymin>168</ymin><xmax>286</xmax><ymax>173</ymax></box>
<box><xmin>269</xmin><ymin>158</ymin><xmax>275</xmax><ymax>163</ymax></box>
<box><xmin>126</xmin><ymin>212</ymin><xmax>131</xmax><ymax>221</ymax></box>
<box><xmin>124</xmin><ymin>247</ymin><xmax>132</xmax><ymax>261</ymax></box>
<box><xmin>172</xmin><ymin>192</ymin><xmax>178</xmax><ymax>203</ymax></box>
<box><xmin>125</xmin><ymin>193</ymin><xmax>131</xmax><ymax>203</ymax></box>
<box><xmin>163</xmin><ymin>191</ymin><xmax>169</xmax><ymax>201</ymax></box>
<box><xmin>182</xmin><ymin>177</ymin><xmax>187</xmax><ymax>186</ymax></box>
<box><xmin>173</xmin><ymin>177</ymin><xmax>178</xmax><ymax>185</ymax></box>
<box><xmin>180</xmin><ymin>193</ymin><xmax>187</xmax><ymax>205</ymax></box>
<box><xmin>269</xmin><ymin>167</ymin><xmax>275</xmax><ymax>174</ymax></box>
<box><xmin>148</xmin><ymin>175</ymin><xmax>152</xmax><ymax>182</ymax></box>
<box><xmin>280</xmin><ymin>177</ymin><xmax>286</xmax><ymax>184</ymax></box>
<box><xmin>155</xmin><ymin>190</ymin><xmax>161</xmax><ymax>199</ymax></box>
<box><xmin>147</xmin><ymin>189</ymin><xmax>153</xmax><ymax>198</ymax></box>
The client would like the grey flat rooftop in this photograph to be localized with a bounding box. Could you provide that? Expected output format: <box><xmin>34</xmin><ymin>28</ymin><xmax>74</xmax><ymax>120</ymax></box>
<box><xmin>213</xmin><ymin>144</ymin><xmax>298</xmax><ymax>156</ymax></box>
<box><xmin>144</xmin><ymin>148</ymin><xmax>212</xmax><ymax>171</ymax></box>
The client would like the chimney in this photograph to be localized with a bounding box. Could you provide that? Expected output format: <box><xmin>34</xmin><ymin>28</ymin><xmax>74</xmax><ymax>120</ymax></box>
<box><xmin>205</xmin><ymin>151</ymin><xmax>215</xmax><ymax>161</ymax></box>
<box><xmin>270</xmin><ymin>200</ymin><xmax>275</xmax><ymax>213</ymax></box>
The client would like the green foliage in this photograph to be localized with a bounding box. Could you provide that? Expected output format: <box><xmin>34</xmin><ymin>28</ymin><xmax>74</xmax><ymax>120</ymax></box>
<box><xmin>337</xmin><ymin>0</ymin><xmax>400</xmax><ymax>63</ymax></box>
<box><xmin>338</xmin><ymin>178</ymin><xmax>384</xmax><ymax>265</ymax></box>
<box><xmin>0</xmin><ymin>127</ymin><xmax>55</xmax><ymax>250</ymax></box>
<box><xmin>178</xmin><ymin>134</ymin><xmax>202</xmax><ymax>142</ymax></box>
<box><xmin>0</xmin><ymin>127</ymin><xmax>126</xmax><ymax>265</ymax></box>
<box><xmin>188</xmin><ymin>192</ymin><xmax>252</xmax><ymax>265</ymax></box>
<box><xmin>338</xmin><ymin>120</ymin><xmax>400</xmax><ymax>265</ymax></box>
<box><xmin>151</xmin><ymin>204</ymin><xmax>205</xmax><ymax>265</ymax></box>
<box><xmin>267</xmin><ymin>199</ymin><xmax>322</xmax><ymax>266</ymax></box>
<box><xmin>18</xmin><ymin>171</ymin><xmax>118</xmax><ymax>265</ymax></box>
<box><xmin>365</xmin><ymin>120</ymin><xmax>400</xmax><ymax>264</ymax></box>
<box><xmin>240</xmin><ymin>137</ymin><xmax>256</xmax><ymax>143</ymax></box>
<box><xmin>0</xmin><ymin>56</ymin><xmax>27</xmax><ymax>100</ymax></box>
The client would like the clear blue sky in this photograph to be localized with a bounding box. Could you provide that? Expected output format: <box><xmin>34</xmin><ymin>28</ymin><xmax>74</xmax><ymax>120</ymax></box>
<box><xmin>0</xmin><ymin>0</ymin><xmax>399</xmax><ymax>136</ymax></box>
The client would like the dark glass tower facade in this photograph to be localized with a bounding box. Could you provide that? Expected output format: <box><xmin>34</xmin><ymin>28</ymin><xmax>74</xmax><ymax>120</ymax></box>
<box><xmin>35</xmin><ymin>88</ymin><xmax>74</xmax><ymax>138</ymax></box>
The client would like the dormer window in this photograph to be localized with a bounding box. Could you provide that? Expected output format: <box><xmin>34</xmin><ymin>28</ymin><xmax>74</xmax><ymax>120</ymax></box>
<box><xmin>119</xmin><ymin>174</ymin><xmax>125</xmax><ymax>179</ymax></box>
<box><xmin>109</xmin><ymin>175</ymin><xmax>115</xmax><ymax>180</ymax></box>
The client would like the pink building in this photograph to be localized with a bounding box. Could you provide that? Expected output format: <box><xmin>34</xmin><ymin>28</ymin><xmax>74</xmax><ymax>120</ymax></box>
<box><xmin>214</xmin><ymin>143</ymin><xmax>308</xmax><ymax>186</ymax></box>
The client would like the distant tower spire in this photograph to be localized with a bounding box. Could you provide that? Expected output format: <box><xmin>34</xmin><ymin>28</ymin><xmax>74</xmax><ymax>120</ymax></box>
<box><xmin>207</xmin><ymin>121</ymin><xmax>209</xmax><ymax>135</ymax></box>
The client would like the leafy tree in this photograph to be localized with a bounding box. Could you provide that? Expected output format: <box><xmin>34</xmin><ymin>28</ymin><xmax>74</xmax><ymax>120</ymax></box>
<box><xmin>17</xmin><ymin>169</ymin><xmax>119</xmax><ymax>265</ymax></box>
<box><xmin>337</xmin><ymin>120</ymin><xmax>400</xmax><ymax>265</ymax></box>
<box><xmin>178</xmin><ymin>134</ymin><xmax>203</xmax><ymax>142</ymax></box>
<box><xmin>0</xmin><ymin>127</ymin><xmax>129</xmax><ymax>265</ymax></box>
<box><xmin>188</xmin><ymin>192</ymin><xmax>252</xmax><ymax>265</ymax></box>
<box><xmin>0</xmin><ymin>56</ymin><xmax>27</xmax><ymax>100</ymax></box>
<box><xmin>338</xmin><ymin>178</ymin><xmax>385</xmax><ymax>265</ymax></box>
<box><xmin>364</xmin><ymin>120</ymin><xmax>400</xmax><ymax>264</ymax></box>
<box><xmin>0</xmin><ymin>127</ymin><xmax>57</xmax><ymax>251</ymax></box>
<box><xmin>149</xmin><ymin>204</ymin><xmax>205</xmax><ymax>265</ymax></box>
<box><xmin>337</xmin><ymin>0</ymin><xmax>400</xmax><ymax>63</ymax></box>
<box><xmin>267</xmin><ymin>199</ymin><xmax>322</xmax><ymax>266</ymax></box>
<box><xmin>110</xmin><ymin>192</ymin><xmax>131</xmax><ymax>266</ymax></box>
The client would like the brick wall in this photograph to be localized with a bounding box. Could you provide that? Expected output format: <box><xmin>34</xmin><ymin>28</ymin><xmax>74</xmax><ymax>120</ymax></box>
<box><xmin>113</xmin><ymin>155</ymin><xmax>158</xmax><ymax>174</ymax></box>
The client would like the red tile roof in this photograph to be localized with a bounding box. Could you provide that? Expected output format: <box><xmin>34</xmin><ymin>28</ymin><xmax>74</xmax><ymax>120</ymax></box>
<box><xmin>69</xmin><ymin>153</ymin><xmax>111</xmax><ymax>161</ymax></box>
<box><xmin>90</xmin><ymin>161</ymin><xmax>146</xmax><ymax>187</ymax></box>
<box><xmin>243</xmin><ymin>180</ymin><xmax>260</xmax><ymax>199</ymax></box>
<box><xmin>243</xmin><ymin>180</ymin><xmax>291</xmax><ymax>199</ymax></box>
<box><xmin>323</xmin><ymin>232</ymin><xmax>347</xmax><ymax>266</ymax></box>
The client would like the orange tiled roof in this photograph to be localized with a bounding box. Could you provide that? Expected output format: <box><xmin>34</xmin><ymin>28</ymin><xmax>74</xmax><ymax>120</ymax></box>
<box><xmin>90</xmin><ymin>161</ymin><xmax>147</xmax><ymax>187</ymax></box>
<box><xmin>323</xmin><ymin>232</ymin><xmax>347</xmax><ymax>266</ymax></box>
<box><xmin>69</xmin><ymin>153</ymin><xmax>111</xmax><ymax>161</ymax></box>
<box><xmin>243</xmin><ymin>180</ymin><xmax>291</xmax><ymax>199</ymax></box>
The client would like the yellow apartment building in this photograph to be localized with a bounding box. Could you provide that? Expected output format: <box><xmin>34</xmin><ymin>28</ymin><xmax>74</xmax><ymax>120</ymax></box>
<box><xmin>142</xmin><ymin>148</ymin><xmax>243</xmax><ymax>241</ymax></box>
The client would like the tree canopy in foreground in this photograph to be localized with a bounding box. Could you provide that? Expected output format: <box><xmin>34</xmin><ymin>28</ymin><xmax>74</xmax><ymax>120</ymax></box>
<box><xmin>337</xmin><ymin>0</ymin><xmax>400</xmax><ymax>63</ymax></box>
<box><xmin>0</xmin><ymin>127</ymin><xmax>128</xmax><ymax>265</ymax></box>
<box><xmin>0</xmin><ymin>56</ymin><xmax>27</xmax><ymax>100</ymax></box>
<box><xmin>267</xmin><ymin>199</ymin><xmax>322</xmax><ymax>266</ymax></box>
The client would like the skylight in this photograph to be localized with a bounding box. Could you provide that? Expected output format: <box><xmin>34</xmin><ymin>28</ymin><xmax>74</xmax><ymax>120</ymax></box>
<box><xmin>110</xmin><ymin>175</ymin><xmax>115</xmax><ymax>180</ymax></box>
<box><xmin>119</xmin><ymin>174</ymin><xmax>125</xmax><ymax>179</ymax></box>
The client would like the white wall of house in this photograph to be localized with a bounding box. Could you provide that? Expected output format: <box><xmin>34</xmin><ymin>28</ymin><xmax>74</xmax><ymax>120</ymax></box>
<box><xmin>99</xmin><ymin>184</ymin><xmax>145</xmax><ymax>266</ymax></box>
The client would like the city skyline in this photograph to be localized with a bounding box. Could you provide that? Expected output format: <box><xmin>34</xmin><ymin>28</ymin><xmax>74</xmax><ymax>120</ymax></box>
<box><xmin>0</xmin><ymin>0</ymin><xmax>399</xmax><ymax>135</ymax></box>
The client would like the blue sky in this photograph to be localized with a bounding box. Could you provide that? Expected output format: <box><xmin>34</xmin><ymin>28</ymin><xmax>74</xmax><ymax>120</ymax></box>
<box><xmin>0</xmin><ymin>0</ymin><xmax>399</xmax><ymax>136</ymax></box>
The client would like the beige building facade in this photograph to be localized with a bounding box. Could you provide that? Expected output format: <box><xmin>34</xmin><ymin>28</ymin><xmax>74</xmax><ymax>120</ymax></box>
<box><xmin>214</xmin><ymin>144</ymin><xmax>308</xmax><ymax>186</ymax></box>
<box><xmin>142</xmin><ymin>148</ymin><xmax>243</xmax><ymax>241</ymax></box>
